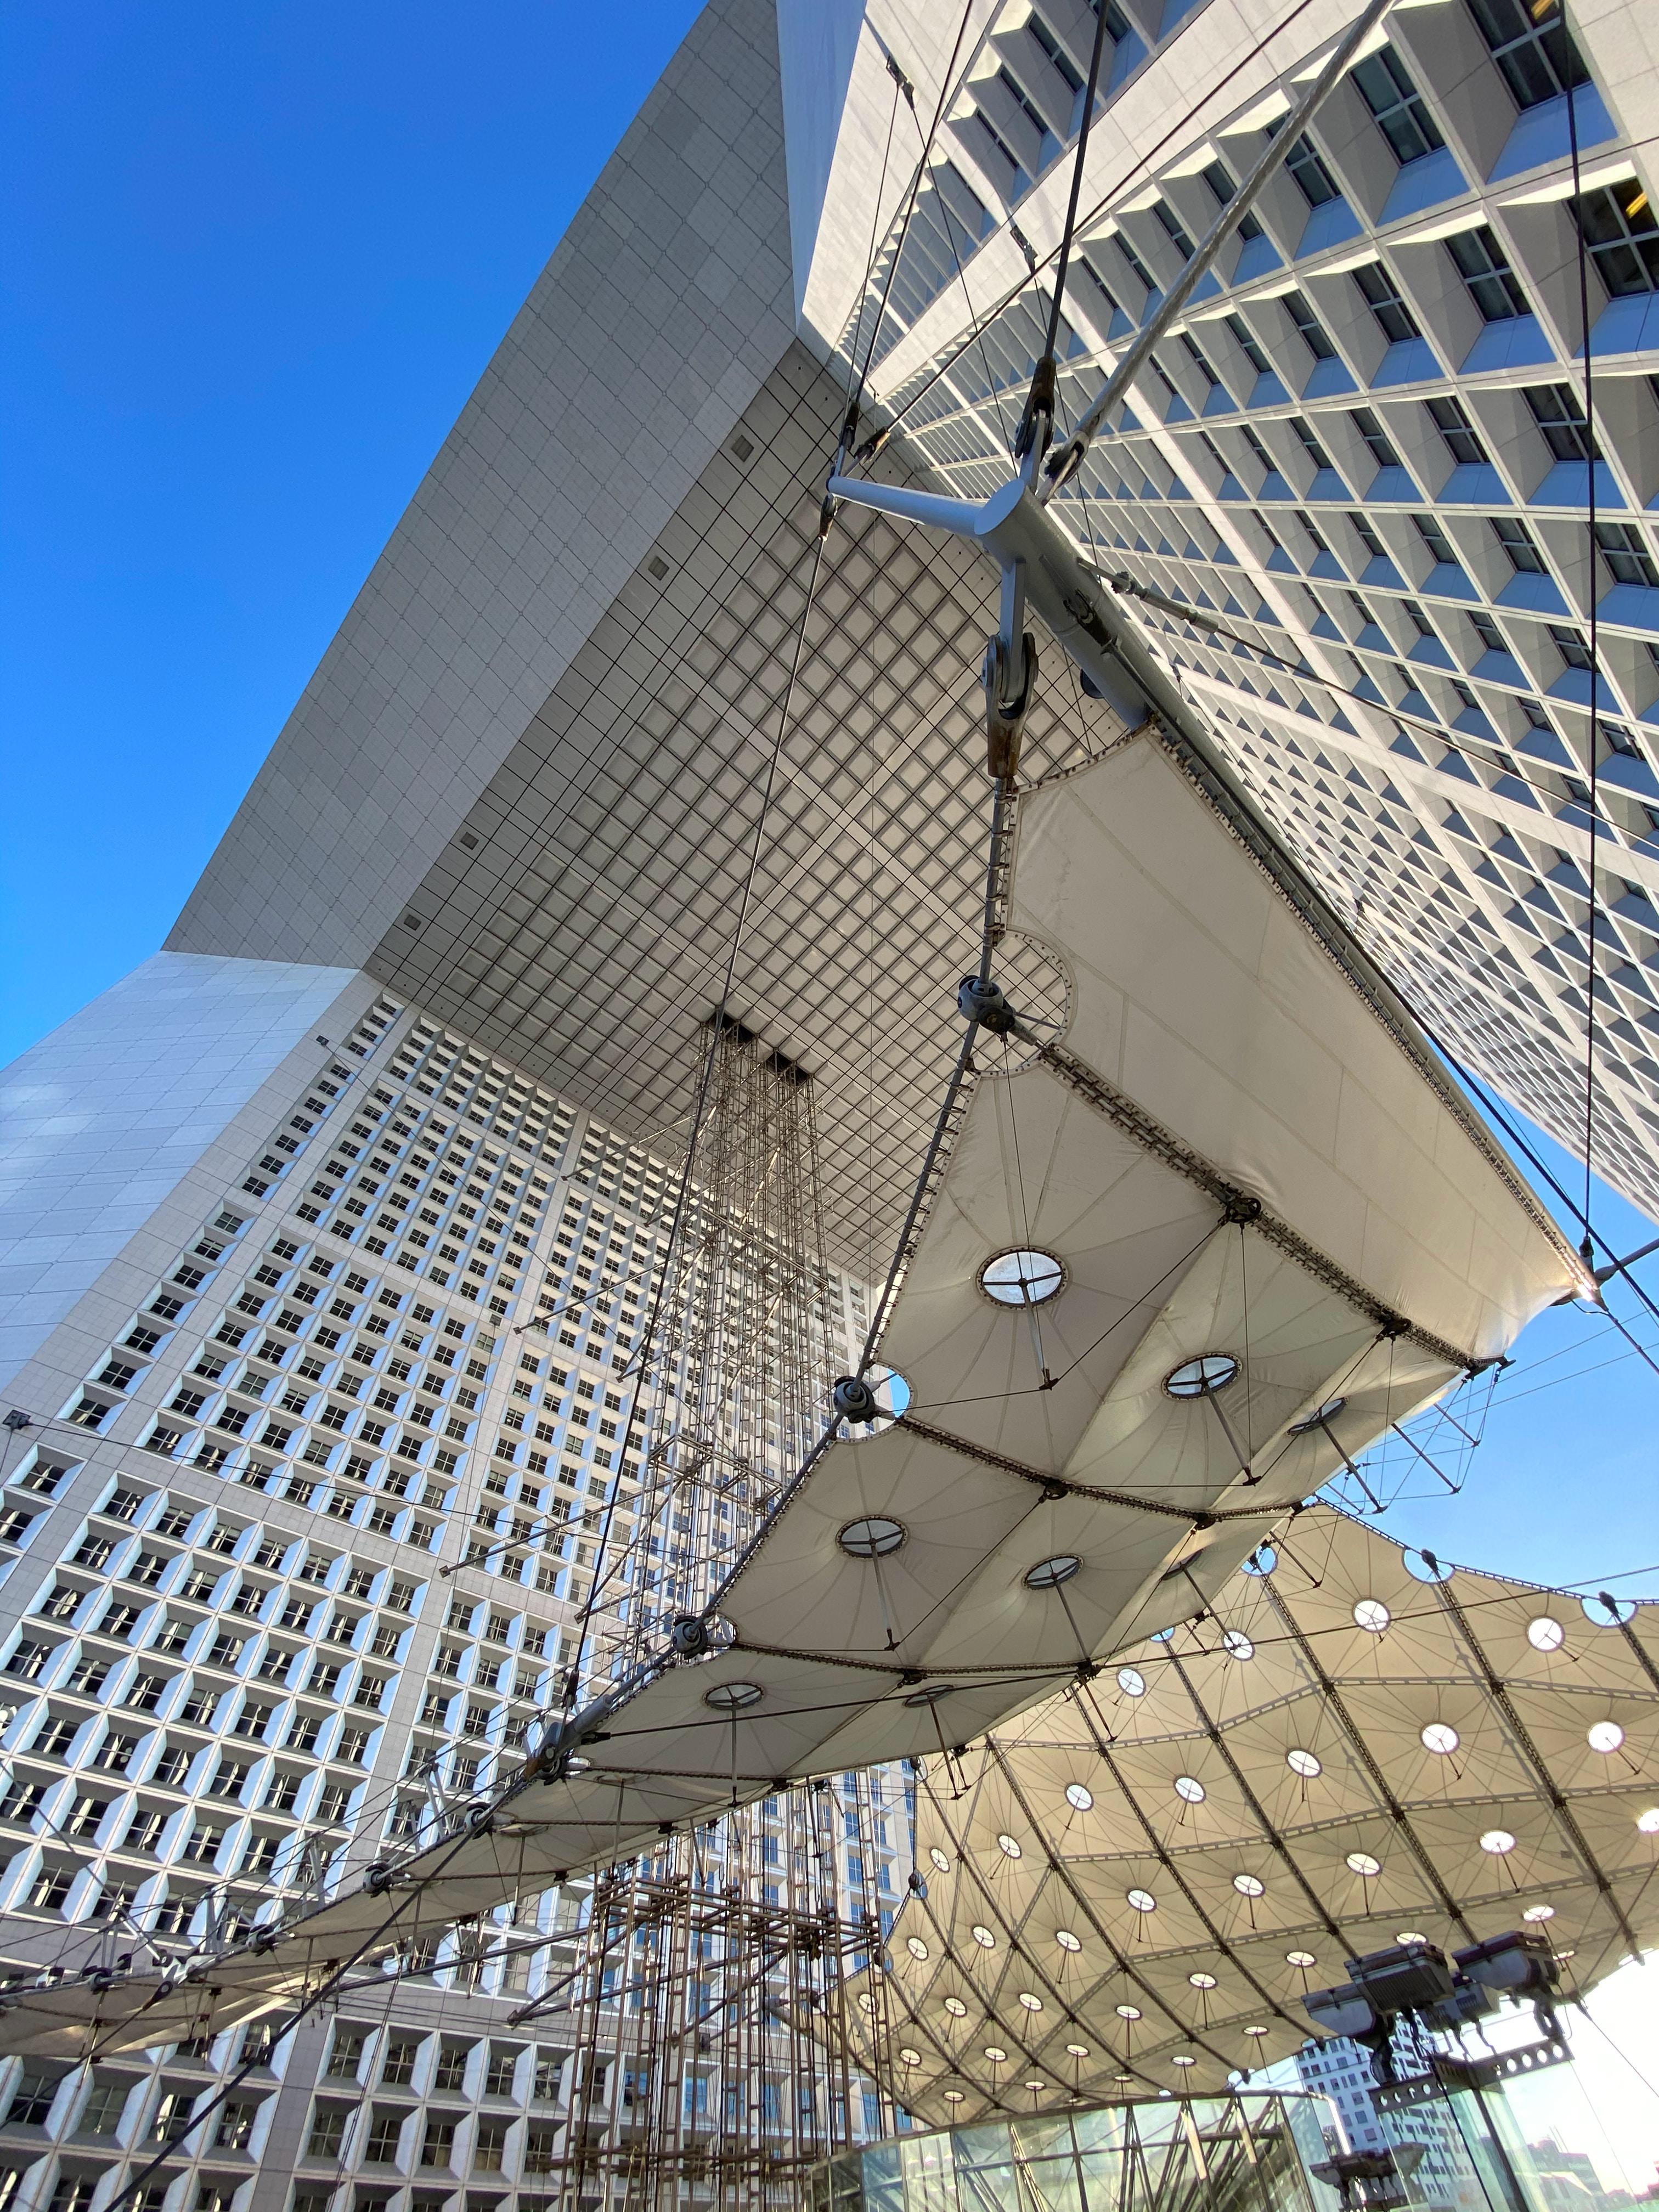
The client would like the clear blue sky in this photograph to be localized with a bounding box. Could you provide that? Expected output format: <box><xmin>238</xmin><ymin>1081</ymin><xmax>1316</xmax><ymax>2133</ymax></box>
<box><xmin>6</xmin><ymin>0</ymin><xmax>1659</xmax><ymax>1595</ymax></box>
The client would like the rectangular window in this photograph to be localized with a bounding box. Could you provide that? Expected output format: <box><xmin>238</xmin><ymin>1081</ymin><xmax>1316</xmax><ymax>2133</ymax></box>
<box><xmin>1412</xmin><ymin>514</ymin><xmax>1459</xmax><ymax>566</ymax></box>
<box><xmin>1352</xmin><ymin>47</ymin><xmax>1445</xmax><ymax>165</ymax></box>
<box><xmin>1470</xmin><ymin>610</ymin><xmax>1506</xmax><ymax>653</ymax></box>
<box><xmin>1550</xmin><ymin>624</ymin><xmax>1594</xmax><ymax>670</ymax></box>
<box><xmin>1348</xmin><ymin>511</ymin><xmax>1387</xmax><ymax>560</ymax></box>
<box><xmin>1595</xmin><ymin>521</ymin><xmax>1659</xmax><ymax>588</ymax></box>
<box><xmin>1350</xmin><ymin>408</ymin><xmax>1403</xmax><ymax>469</ymax></box>
<box><xmin>1200</xmin><ymin>155</ymin><xmax>1265</xmax><ymax>239</ymax></box>
<box><xmin>1223</xmin><ymin>313</ymin><xmax>1270</xmax><ymax>375</ymax></box>
<box><xmin>1446</xmin><ymin>225</ymin><xmax>1529</xmax><ymax>320</ymax></box>
<box><xmin>1492</xmin><ymin>517</ymin><xmax>1547</xmax><ymax>574</ymax></box>
<box><xmin>1290</xmin><ymin>416</ymin><xmax>1336</xmax><ymax>470</ymax></box>
<box><xmin>1152</xmin><ymin>199</ymin><xmax>1196</xmax><ymax>258</ymax></box>
<box><xmin>1525</xmin><ymin>383</ymin><xmax>1599</xmax><ymax>462</ymax></box>
<box><xmin>1281</xmin><ymin>289</ymin><xmax>1335</xmax><ymax>360</ymax></box>
<box><xmin>419</xmin><ymin>2120</ymin><xmax>456</xmax><ymax>2170</ymax></box>
<box><xmin>1284</xmin><ymin>132</ymin><xmax>1340</xmax><ymax>207</ymax></box>
<box><xmin>1573</xmin><ymin>182</ymin><xmax>1659</xmax><ymax>298</ymax></box>
<box><xmin>1352</xmin><ymin>262</ymin><xmax>1421</xmax><ymax>345</ymax></box>
<box><xmin>1467</xmin><ymin>0</ymin><xmax>1589</xmax><ymax>109</ymax></box>
<box><xmin>1425</xmin><ymin>394</ymin><xmax>1488</xmax><ymax>465</ymax></box>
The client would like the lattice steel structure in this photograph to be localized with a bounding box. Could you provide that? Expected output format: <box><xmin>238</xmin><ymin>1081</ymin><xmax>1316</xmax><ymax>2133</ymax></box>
<box><xmin>521</xmin><ymin>1018</ymin><xmax>899</xmax><ymax>2212</ymax></box>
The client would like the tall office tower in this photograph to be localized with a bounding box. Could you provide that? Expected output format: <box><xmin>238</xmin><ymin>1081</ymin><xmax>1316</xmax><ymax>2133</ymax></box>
<box><xmin>1</xmin><ymin>0</ymin><xmax>1654</xmax><ymax>2208</ymax></box>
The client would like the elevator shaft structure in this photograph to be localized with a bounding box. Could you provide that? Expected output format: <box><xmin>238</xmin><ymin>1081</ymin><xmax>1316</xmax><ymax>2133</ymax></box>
<box><xmin>529</xmin><ymin>1017</ymin><xmax>901</xmax><ymax>2212</ymax></box>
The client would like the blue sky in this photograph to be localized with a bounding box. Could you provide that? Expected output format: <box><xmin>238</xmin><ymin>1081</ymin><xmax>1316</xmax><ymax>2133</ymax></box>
<box><xmin>7</xmin><ymin>0</ymin><xmax>1659</xmax><ymax>1594</ymax></box>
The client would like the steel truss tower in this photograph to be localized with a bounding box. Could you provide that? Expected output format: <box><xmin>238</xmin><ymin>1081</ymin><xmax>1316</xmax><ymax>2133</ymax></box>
<box><xmin>519</xmin><ymin>1017</ymin><xmax>904</xmax><ymax>2212</ymax></box>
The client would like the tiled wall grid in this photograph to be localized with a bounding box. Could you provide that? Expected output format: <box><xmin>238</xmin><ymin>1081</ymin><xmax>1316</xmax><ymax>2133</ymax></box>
<box><xmin>870</xmin><ymin>0</ymin><xmax>1659</xmax><ymax>1210</ymax></box>
<box><xmin>0</xmin><ymin>997</ymin><xmax>895</xmax><ymax>2212</ymax></box>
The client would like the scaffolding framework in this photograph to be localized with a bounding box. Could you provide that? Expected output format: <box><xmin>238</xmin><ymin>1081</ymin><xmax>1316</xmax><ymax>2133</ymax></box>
<box><xmin>524</xmin><ymin>1018</ymin><xmax>902</xmax><ymax>2212</ymax></box>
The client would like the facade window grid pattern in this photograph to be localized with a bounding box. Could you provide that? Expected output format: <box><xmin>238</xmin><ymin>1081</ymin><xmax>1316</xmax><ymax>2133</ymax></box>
<box><xmin>862</xmin><ymin>0</ymin><xmax>1659</xmax><ymax>1211</ymax></box>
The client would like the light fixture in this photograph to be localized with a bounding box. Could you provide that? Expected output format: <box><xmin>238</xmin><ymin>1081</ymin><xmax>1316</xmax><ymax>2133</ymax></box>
<box><xmin>1065</xmin><ymin>1782</ymin><xmax>1093</xmax><ymax>1811</ymax></box>
<box><xmin>1528</xmin><ymin>1616</ymin><xmax>1565</xmax><ymax>1652</ymax></box>
<box><xmin>838</xmin><ymin>1516</ymin><xmax>905</xmax><ymax>1558</ymax></box>
<box><xmin>1638</xmin><ymin>1809</ymin><xmax>1659</xmax><ymax>1836</ymax></box>
<box><xmin>980</xmin><ymin>1248</ymin><xmax>1066</xmax><ymax>1306</ymax></box>
<box><xmin>1026</xmin><ymin>1554</ymin><xmax>1081</xmax><ymax>1588</ymax></box>
<box><xmin>703</xmin><ymin>1681</ymin><xmax>763</xmax><ymax>1711</ymax></box>
<box><xmin>1352</xmin><ymin>1598</ymin><xmax>1391</xmax><ymax>1634</ymax></box>
<box><xmin>1116</xmin><ymin>1666</ymin><xmax>1147</xmax><ymax>1697</ymax></box>
<box><xmin>1164</xmin><ymin>1353</ymin><xmax>1240</xmax><ymax>1398</ymax></box>
<box><xmin>1420</xmin><ymin>1722</ymin><xmax>1459</xmax><ymax>1756</ymax></box>
<box><xmin>1286</xmin><ymin>1748</ymin><xmax>1321</xmax><ymax>1778</ymax></box>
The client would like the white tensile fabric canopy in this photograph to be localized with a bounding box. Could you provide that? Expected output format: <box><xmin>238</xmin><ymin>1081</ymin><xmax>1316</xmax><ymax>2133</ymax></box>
<box><xmin>842</xmin><ymin>1506</ymin><xmax>1659</xmax><ymax>2123</ymax></box>
<box><xmin>0</xmin><ymin>734</ymin><xmax>1579</xmax><ymax>2059</ymax></box>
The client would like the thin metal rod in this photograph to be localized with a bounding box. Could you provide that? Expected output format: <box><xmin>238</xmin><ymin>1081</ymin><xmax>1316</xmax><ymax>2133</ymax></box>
<box><xmin>1041</xmin><ymin>0</ymin><xmax>1393</xmax><ymax>501</ymax></box>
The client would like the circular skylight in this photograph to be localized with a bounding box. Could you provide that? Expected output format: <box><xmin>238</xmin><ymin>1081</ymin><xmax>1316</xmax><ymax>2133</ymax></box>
<box><xmin>1290</xmin><ymin>1396</ymin><xmax>1348</xmax><ymax>1436</ymax></box>
<box><xmin>899</xmin><ymin>2049</ymin><xmax>922</xmax><ymax>2067</ymax></box>
<box><xmin>1116</xmin><ymin>2004</ymin><xmax>1142</xmax><ymax>2022</ymax></box>
<box><xmin>1065</xmin><ymin>2042</ymin><xmax>1090</xmax><ymax>2059</ymax></box>
<box><xmin>1117</xmin><ymin>1666</ymin><xmax>1147</xmax><ymax>1697</ymax></box>
<box><xmin>1242</xmin><ymin>1544</ymin><xmax>1278</xmax><ymax>1577</ymax></box>
<box><xmin>984</xmin><ymin>2046</ymin><xmax>1008</xmax><ymax>2064</ymax></box>
<box><xmin>1286</xmin><ymin>1748</ymin><xmax>1322</xmax><ymax>1779</ymax></box>
<box><xmin>971</xmin><ymin>1925</ymin><xmax>996</xmax><ymax>1948</ymax></box>
<box><xmin>1420</xmin><ymin>1723</ymin><xmax>1460</xmax><ymax>1756</ymax></box>
<box><xmin>1346</xmin><ymin>1850</ymin><xmax>1382</xmax><ymax>1877</ymax></box>
<box><xmin>703</xmin><ymin>1681</ymin><xmax>763</xmax><ymax>1712</ymax></box>
<box><xmin>1396</xmin><ymin>1933</ymin><xmax>1426</xmax><ymax>1946</ymax></box>
<box><xmin>1588</xmin><ymin>1720</ymin><xmax>1625</xmax><ymax>1753</ymax></box>
<box><xmin>1026</xmin><ymin>1554</ymin><xmax>1081</xmax><ymax>1589</ymax></box>
<box><xmin>1188</xmin><ymin>1972</ymin><xmax>1217</xmax><ymax>1990</ymax></box>
<box><xmin>1404</xmin><ymin>1547</ymin><xmax>1453</xmax><ymax>1584</ymax></box>
<box><xmin>996</xmin><ymin>1832</ymin><xmax>1023</xmax><ymax>1859</ymax></box>
<box><xmin>944</xmin><ymin>2090</ymin><xmax>964</xmax><ymax>2105</ymax></box>
<box><xmin>1172</xmin><ymin>2055</ymin><xmax>1197</xmax><ymax>2070</ymax></box>
<box><xmin>1233</xmin><ymin>1874</ymin><xmax>1266</xmax><ymax>1899</ymax></box>
<box><xmin>980</xmin><ymin>1248</ymin><xmax>1066</xmax><ymax>1306</ymax></box>
<box><xmin>1523</xmin><ymin>1904</ymin><xmax>1556</xmax><ymax>1923</ymax></box>
<box><xmin>1285</xmin><ymin>1950</ymin><xmax>1317</xmax><ymax>1970</ymax></box>
<box><xmin>907</xmin><ymin>1937</ymin><xmax>929</xmax><ymax>1961</ymax></box>
<box><xmin>1057</xmin><ymin>1930</ymin><xmax>1082</xmax><ymax>1953</ymax></box>
<box><xmin>1352</xmin><ymin>1598</ymin><xmax>1391</xmax><ymax>1634</ymax></box>
<box><xmin>1165</xmin><ymin>1353</ymin><xmax>1240</xmax><ymax>1398</ymax></box>
<box><xmin>1221</xmin><ymin>1629</ymin><xmax>1255</xmax><ymax>1661</ymax></box>
<box><xmin>1127</xmin><ymin>1887</ymin><xmax>1158</xmax><ymax>1914</ymax></box>
<box><xmin>930</xmin><ymin>1846</ymin><xmax>951</xmax><ymax>1872</ymax></box>
<box><xmin>1018</xmin><ymin>1991</ymin><xmax>1043</xmax><ymax>2012</ymax></box>
<box><xmin>838</xmin><ymin>1515</ymin><xmax>905</xmax><ymax>1558</ymax></box>
<box><xmin>944</xmin><ymin>1996</ymin><xmax>967</xmax><ymax>2017</ymax></box>
<box><xmin>1174</xmin><ymin>1776</ymin><xmax>1206</xmax><ymax>1804</ymax></box>
<box><xmin>1065</xmin><ymin>1782</ymin><xmax>1094</xmax><ymax>1812</ymax></box>
<box><xmin>1639</xmin><ymin>1809</ymin><xmax>1659</xmax><ymax>1836</ymax></box>
<box><xmin>1480</xmin><ymin>1830</ymin><xmax>1516</xmax><ymax>1855</ymax></box>
<box><xmin>1244</xmin><ymin>2025</ymin><xmax>1269</xmax><ymax>2040</ymax></box>
<box><xmin>1528</xmin><ymin>1616</ymin><xmax>1565</xmax><ymax>1652</ymax></box>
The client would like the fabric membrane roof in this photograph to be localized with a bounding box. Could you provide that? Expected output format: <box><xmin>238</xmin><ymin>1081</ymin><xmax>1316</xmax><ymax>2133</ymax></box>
<box><xmin>0</xmin><ymin>731</ymin><xmax>1580</xmax><ymax>2061</ymax></box>
<box><xmin>842</xmin><ymin>1505</ymin><xmax>1659</xmax><ymax>2123</ymax></box>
